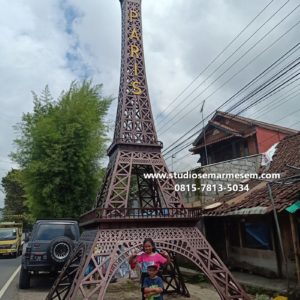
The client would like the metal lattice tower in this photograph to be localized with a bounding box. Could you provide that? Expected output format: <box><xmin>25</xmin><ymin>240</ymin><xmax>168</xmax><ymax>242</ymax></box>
<box><xmin>47</xmin><ymin>0</ymin><xmax>250</xmax><ymax>299</ymax></box>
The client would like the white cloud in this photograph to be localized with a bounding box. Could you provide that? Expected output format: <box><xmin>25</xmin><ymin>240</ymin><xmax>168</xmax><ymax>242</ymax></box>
<box><xmin>0</xmin><ymin>0</ymin><xmax>299</xmax><ymax>207</ymax></box>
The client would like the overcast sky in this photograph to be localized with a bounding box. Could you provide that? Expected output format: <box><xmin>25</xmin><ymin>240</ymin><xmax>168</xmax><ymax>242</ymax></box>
<box><xmin>1</xmin><ymin>0</ymin><xmax>299</xmax><ymax>208</ymax></box>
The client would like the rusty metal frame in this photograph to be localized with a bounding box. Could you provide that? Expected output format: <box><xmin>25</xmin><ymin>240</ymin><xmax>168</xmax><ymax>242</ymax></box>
<box><xmin>134</xmin><ymin>165</ymin><xmax>162</xmax><ymax>209</ymax></box>
<box><xmin>47</xmin><ymin>227</ymin><xmax>249</xmax><ymax>300</ymax></box>
<box><xmin>113</xmin><ymin>0</ymin><xmax>158</xmax><ymax>146</ymax></box>
<box><xmin>46</xmin><ymin>242</ymin><xmax>88</xmax><ymax>300</ymax></box>
<box><xmin>162</xmin><ymin>251</ymin><xmax>190</xmax><ymax>297</ymax></box>
<box><xmin>96</xmin><ymin>151</ymin><xmax>185</xmax><ymax>210</ymax></box>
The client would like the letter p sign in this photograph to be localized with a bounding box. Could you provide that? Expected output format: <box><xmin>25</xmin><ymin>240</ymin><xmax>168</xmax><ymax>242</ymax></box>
<box><xmin>130</xmin><ymin>10</ymin><xmax>138</xmax><ymax>22</ymax></box>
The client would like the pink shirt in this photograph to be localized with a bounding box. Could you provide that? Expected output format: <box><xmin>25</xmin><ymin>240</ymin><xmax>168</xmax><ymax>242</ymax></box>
<box><xmin>136</xmin><ymin>252</ymin><xmax>167</xmax><ymax>273</ymax></box>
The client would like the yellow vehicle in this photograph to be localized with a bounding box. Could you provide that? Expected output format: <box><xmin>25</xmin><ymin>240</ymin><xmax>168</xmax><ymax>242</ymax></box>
<box><xmin>0</xmin><ymin>222</ymin><xmax>23</xmax><ymax>258</ymax></box>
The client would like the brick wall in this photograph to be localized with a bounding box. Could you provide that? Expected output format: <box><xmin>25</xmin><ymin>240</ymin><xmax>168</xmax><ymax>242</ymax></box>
<box><xmin>179</xmin><ymin>154</ymin><xmax>262</xmax><ymax>206</ymax></box>
<box><xmin>256</xmin><ymin>127</ymin><xmax>286</xmax><ymax>153</ymax></box>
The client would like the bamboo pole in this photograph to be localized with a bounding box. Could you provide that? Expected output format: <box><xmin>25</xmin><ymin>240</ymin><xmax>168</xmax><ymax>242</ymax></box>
<box><xmin>289</xmin><ymin>213</ymin><xmax>300</xmax><ymax>285</ymax></box>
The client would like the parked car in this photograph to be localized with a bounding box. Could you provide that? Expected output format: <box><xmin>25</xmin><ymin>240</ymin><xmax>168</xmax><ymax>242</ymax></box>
<box><xmin>0</xmin><ymin>222</ymin><xmax>23</xmax><ymax>258</ymax></box>
<box><xmin>19</xmin><ymin>219</ymin><xmax>80</xmax><ymax>289</ymax></box>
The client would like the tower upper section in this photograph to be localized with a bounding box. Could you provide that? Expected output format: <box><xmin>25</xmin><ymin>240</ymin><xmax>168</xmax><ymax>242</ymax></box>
<box><xmin>110</xmin><ymin>0</ymin><xmax>161</xmax><ymax>154</ymax></box>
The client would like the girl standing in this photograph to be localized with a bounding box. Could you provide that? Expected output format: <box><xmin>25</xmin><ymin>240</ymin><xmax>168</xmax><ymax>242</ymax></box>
<box><xmin>129</xmin><ymin>238</ymin><xmax>170</xmax><ymax>300</ymax></box>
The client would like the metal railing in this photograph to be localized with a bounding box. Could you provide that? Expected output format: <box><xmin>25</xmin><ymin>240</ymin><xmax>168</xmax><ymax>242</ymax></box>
<box><xmin>107</xmin><ymin>139</ymin><xmax>163</xmax><ymax>153</ymax></box>
<box><xmin>80</xmin><ymin>207</ymin><xmax>202</xmax><ymax>224</ymax></box>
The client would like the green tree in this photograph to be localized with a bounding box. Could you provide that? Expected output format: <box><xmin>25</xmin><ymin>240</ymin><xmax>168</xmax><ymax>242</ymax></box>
<box><xmin>1</xmin><ymin>169</ymin><xmax>26</xmax><ymax>217</ymax></box>
<box><xmin>11</xmin><ymin>81</ymin><xmax>112</xmax><ymax>219</ymax></box>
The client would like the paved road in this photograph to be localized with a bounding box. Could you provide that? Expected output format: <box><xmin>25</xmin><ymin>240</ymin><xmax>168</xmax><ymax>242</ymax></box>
<box><xmin>2</xmin><ymin>272</ymin><xmax>54</xmax><ymax>300</ymax></box>
<box><xmin>0</xmin><ymin>255</ymin><xmax>54</xmax><ymax>300</ymax></box>
<box><xmin>0</xmin><ymin>258</ymin><xmax>56</xmax><ymax>300</ymax></box>
<box><xmin>0</xmin><ymin>255</ymin><xmax>21</xmax><ymax>291</ymax></box>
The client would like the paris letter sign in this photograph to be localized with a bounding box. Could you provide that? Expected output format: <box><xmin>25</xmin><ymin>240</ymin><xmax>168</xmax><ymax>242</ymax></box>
<box><xmin>129</xmin><ymin>9</ymin><xmax>142</xmax><ymax>95</ymax></box>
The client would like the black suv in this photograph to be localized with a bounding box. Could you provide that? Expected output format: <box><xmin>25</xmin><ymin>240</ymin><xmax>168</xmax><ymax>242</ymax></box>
<box><xmin>19</xmin><ymin>219</ymin><xmax>80</xmax><ymax>289</ymax></box>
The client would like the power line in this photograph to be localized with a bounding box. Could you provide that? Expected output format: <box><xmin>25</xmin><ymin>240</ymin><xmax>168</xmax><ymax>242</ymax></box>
<box><xmin>289</xmin><ymin>120</ymin><xmax>300</xmax><ymax>127</ymax></box>
<box><xmin>170</xmin><ymin>100</ymin><xmax>300</xmax><ymax>164</ymax></box>
<box><xmin>200</xmin><ymin>79</ymin><xmax>300</xmax><ymax>154</ymax></box>
<box><xmin>165</xmin><ymin>140</ymin><xmax>193</xmax><ymax>160</ymax></box>
<box><xmin>160</xmin><ymin>27</ymin><xmax>300</xmax><ymax>162</ymax></box>
<box><xmin>162</xmin><ymin>54</ymin><xmax>300</xmax><ymax>158</ymax></box>
<box><xmin>170</xmin><ymin>108</ymin><xmax>300</xmax><ymax>167</ymax></box>
<box><xmin>235</xmin><ymin>72</ymin><xmax>300</xmax><ymax>115</ymax></box>
<box><xmin>234</xmin><ymin>76</ymin><xmax>300</xmax><ymax>117</ymax></box>
<box><xmin>170</xmin><ymin>153</ymin><xmax>191</xmax><ymax>165</ymax></box>
<box><xmin>226</xmin><ymin>61</ymin><xmax>300</xmax><ymax>114</ymax></box>
<box><xmin>157</xmin><ymin>0</ymin><xmax>291</xmax><ymax>128</ymax></box>
<box><xmin>158</xmin><ymin>4</ymin><xmax>300</xmax><ymax>135</ymax></box>
<box><xmin>274</xmin><ymin>106</ymin><xmax>300</xmax><ymax>123</ymax></box>
<box><xmin>162</xmin><ymin>43</ymin><xmax>300</xmax><ymax>156</ymax></box>
<box><xmin>247</xmin><ymin>83</ymin><xmax>300</xmax><ymax>118</ymax></box>
<box><xmin>163</xmin><ymin>65</ymin><xmax>300</xmax><ymax>158</ymax></box>
<box><xmin>250</xmin><ymin>89</ymin><xmax>300</xmax><ymax>120</ymax></box>
<box><xmin>155</xmin><ymin>0</ymin><xmax>276</xmax><ymax>123</ymax></box>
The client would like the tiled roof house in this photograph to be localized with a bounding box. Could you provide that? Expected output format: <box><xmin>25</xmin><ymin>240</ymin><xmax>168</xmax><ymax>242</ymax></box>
<box><xmin>190</xmin><ymin>111</ymin><xmax>298</xmax><ymax>165</ymax></box>
<box><xmin>202</xmin><ymin>133</ymin><xmax>300</xmax><ymax>282</ymax></box>
<box><xmin>205</xmin><ymin>133</ymin><xmax>300</xmax><ymax>216</ymax></box>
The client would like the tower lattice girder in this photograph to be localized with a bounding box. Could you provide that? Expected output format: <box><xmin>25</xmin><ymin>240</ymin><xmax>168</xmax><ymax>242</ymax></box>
<box><xmin>114</xmin><ymin>0</ymin><xmax>158</xmax><ymax>145</ymax></box>
<box><xmin>48</xmin><ymin>227</ymin><xmax>248</xmax><ymax>300</ymax></box>
<box><xmin>47</xmin><ymin>0</ymin><xmax>250</xmax><ymax>299</ymax></box>
<box><xmin>97</xmin><ymin>151</ymin><xmax>185</xmax><ymax>210</ymax></box>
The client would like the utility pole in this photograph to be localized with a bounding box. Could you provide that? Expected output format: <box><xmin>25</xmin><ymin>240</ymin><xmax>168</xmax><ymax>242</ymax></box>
<box><xmin>200</xmin><ymin>100</ymin><xmax>208</xmax><ymax>165</ymax></box>
<box><xmin>171</xmin><ymin>154</ymin><xmax>176</xmax><ymax>172</ymax></box>
<box><xmin>267</xmin><ymin>183</ymin><xmax>289</xmax><ymax>291</ymax></box>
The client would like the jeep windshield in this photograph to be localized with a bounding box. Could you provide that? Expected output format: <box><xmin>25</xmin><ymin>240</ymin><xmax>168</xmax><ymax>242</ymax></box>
<box><xmin>35</xmin><ymin>224</ymin><xmax>77</xmax><ymax>240</ymax></box>
<box><xmin>0</xmin><ymin>228</ymin><xmax>17</xmax><ymax>241</ymax></box>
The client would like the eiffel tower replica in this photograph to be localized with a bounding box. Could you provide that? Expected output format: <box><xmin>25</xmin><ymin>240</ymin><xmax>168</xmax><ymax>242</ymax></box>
<box><xmin>47</xmin><ymin>0</ymin><xmax>249</xmax><ymax>299</ymax></box>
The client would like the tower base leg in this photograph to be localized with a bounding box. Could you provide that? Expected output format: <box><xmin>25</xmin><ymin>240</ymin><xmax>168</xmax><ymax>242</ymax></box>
<box><xmin>47</xmin><ymin>227</ymin><xmax>250</xmax><ymax>300</ymax></box>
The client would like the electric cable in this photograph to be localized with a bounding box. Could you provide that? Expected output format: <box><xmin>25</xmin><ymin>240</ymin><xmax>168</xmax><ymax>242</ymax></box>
<box><xmin>155</xmin><ymin>0</ymin><xmax>276</xmax><ymax>122</ymax></box>
<box><xmin>156</xmin><ymin>0</ymin><xmax>289</xmax><ymax>127</ymax></box>
<box><xmin>163</xmin><ymin>67</ymin><xmax>300</xmax><ymax>158</ymax></box>
<box><xmin>169</xmin><ymin>108</ymin><xmax>300</xmax><ymax>167</ymax></box>
<box><xmin>226</xmin><ymin>62</ymin><xmax>300</xmax><ymax>114</ymax></box>
<box><xmin>250</xmin><ymin>88</ymin><xmax>300</xmax><ymax>120</ymax></box>
<box><xmin>158</xmin><ymin>5</ymin><xmax>300</xmax><ymax>135</ymax></box>
<box><xmin>162</xmin><ymin>44</ymin><xmax>300</xmax><ymax>155</ymax></box>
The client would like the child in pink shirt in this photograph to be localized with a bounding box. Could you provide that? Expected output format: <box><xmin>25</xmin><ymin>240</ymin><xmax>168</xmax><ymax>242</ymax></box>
<box><xmin>136</xmin><ymin>251</ymin><xmax>168</xmax><ymax>273</ymax></box>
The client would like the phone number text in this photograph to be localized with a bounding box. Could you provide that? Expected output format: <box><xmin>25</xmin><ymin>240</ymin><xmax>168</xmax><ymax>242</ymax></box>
<box><xmin>175</xmin><ymin>184</ymin><xmax>249</xmax><ymax>192</ymax></box>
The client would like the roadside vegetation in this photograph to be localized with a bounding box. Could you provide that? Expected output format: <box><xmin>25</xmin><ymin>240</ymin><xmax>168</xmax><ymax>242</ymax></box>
<box><xmin>2</xmin><ymin>81</ymin><xmax>112</xmax><ymax>221</ymax></box>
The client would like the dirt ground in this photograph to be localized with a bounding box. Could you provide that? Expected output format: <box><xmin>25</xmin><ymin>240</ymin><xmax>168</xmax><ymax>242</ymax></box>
<box><xmin>104</xmin><ymin>278</ymin><xmax>221</xmax><ymax>300</ymax></box>
<box><xmin>11</xmin><ymin>273</ymin><xmax>254</xmax><ymax>300</ymax></box>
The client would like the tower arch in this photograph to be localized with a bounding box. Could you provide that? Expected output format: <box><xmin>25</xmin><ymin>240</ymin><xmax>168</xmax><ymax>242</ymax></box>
<box><xmin>48</xmin><ymin>227</ymin><xmax>248</xmax><ymax>300</ymax></box>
